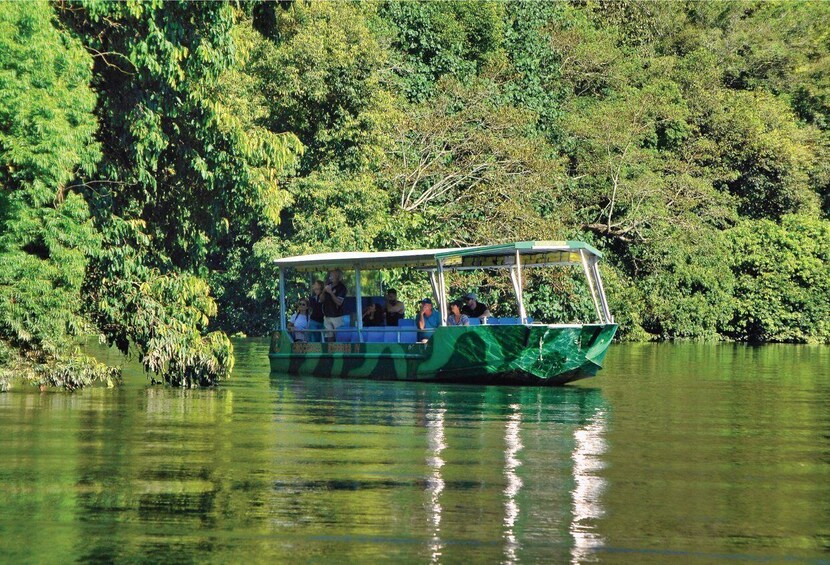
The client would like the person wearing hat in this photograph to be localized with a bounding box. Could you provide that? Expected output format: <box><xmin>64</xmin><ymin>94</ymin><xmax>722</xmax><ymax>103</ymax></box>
<box><xmin>416</xmin><ymin>297</ymin><xmax>441</xmax><ymax>342</ymax></box>
<box><xmin>462</xmin><ymin>292</ymin><xmax>490</xmax><ymax>322</ymax></box>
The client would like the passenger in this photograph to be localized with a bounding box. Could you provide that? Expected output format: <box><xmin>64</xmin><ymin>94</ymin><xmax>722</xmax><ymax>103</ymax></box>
<box><xmin>362</xmin><ymin>302</ymin><xmax>384</xmax><ymax>327</ymax></box>
<box><xmin>287</xmin><ymin>300</ymin><xmax>310</xmax><ymax>342</ymax></box>
<box><xmin>384</xmin><ymin>288</ymin><xmax>405</xmax><ymax>326</ymax></box>
<box><xmin>447</xmin><ymin>299</ymin><xmax>470</xmax><ymax>326</ymax></box>
<box><xmin>321</xmin><ymin>269</ymin><xmax>347</xmax><ymax>341</ymax></box>
<box><xmin>307</xmin><ymin>279</ymin><xmax>325</xmax><ymax>342</ymax></box>
<box><xmin>416</xmin><ymin>297</ymin><xmax>441</xmax><ymax>342</ymax></box>
<box><xmin>462</xmin><ymin>292</ymin><xmax>491</xmax><ymax>322</ymax></box>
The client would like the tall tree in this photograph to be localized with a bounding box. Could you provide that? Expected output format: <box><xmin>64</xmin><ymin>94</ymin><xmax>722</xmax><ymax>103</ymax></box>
<box><xmin>60</xmin><ymin>1</ymin><xmax>301</xmax><ymax>385</ymax></box>
<box><xmin>0</xmin><ymin>1</ymin><xmax>117</xmax><ymax>389</ymax></box>
<box><xmin>232</xmin><ymin>1</ymin><xmax>401</xmax><ymax>334</ymax></box>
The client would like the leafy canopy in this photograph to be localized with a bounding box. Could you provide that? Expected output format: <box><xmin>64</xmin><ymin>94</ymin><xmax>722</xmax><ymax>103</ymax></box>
<box><xmin>0</xmin><ymin>1</ymin><xmax>117</xmax><ymax>388</ymax></box>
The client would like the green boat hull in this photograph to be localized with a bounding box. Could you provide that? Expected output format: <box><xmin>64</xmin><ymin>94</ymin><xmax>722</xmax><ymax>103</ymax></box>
<box><xmin>269</xmin><ymin>323</ymin><xmax>617</xmax><ymax>386</ymax></box>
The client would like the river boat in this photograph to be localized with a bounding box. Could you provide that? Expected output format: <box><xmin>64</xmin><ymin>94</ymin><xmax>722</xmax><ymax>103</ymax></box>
<box><xmin>270</xmin><ymin>241</ymin><xmax>617</xmax><ymax>385</ymax></box>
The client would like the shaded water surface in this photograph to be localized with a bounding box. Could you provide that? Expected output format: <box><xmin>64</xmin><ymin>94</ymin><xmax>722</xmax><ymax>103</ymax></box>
<box><xmin>0</xmin><ymin>342</ymin><xmax>828</xmax><ymax>563</ymax></box>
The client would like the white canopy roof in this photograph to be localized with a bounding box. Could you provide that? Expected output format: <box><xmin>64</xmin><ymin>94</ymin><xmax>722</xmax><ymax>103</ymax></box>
<box><xmin>273</xmin><ymin>241</ymin><xmax>602</xmax><ymax>271</ymax></box>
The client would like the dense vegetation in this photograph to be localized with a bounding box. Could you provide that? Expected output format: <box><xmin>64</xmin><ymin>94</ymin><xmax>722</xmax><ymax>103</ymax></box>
<box><xmin>1</xmin><ymin>0</ymin><xmax>827</xmax><ymax>389</ymax></box>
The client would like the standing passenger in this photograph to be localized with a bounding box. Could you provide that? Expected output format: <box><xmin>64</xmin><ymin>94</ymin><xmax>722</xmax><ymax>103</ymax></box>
<box><xmin>321</xmin><ymin>269</ymin><xmax>347</xmax><ymax>341</ymax></box>
<box><xmin>384</xmin><ymin>288</ymin><xmax>405</xmax><ymax>326</ymax></box>
<box><xmin>308</xmin><ymin>280</ymin><xmax>325</xmax><ymax>342</ymax></box>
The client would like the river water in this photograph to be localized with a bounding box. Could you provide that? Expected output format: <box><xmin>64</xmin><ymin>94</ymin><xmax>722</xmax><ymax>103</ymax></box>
<box><xmin>0</xmin><ymin>341</ymin><xmax>827</xmax><ymax>563</ymax></box>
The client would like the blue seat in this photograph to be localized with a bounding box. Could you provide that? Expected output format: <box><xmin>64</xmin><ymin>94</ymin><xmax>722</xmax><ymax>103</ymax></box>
<box><xmin>335</xmin><ymin>317</ymin><xmax>353</xmax><ymax>342</ymax></box>
<box><xmin>500</xmin><ymin>317</ymin><xmax>520</xmax><ymax>325</ymax></box>
<box><xmin>384</xmin><ymin>329</ymin><xmax>399</xmax><ymax>343</ymax></box>
<box><xmin>468</xmin><ymin>318</ymin><xmax>481</xmax><ymax>326</ymax></box>
<box><xmin>400</xmin><ymin>331</ymin><xmax>417</xmax><ymax>344</ymax></box>
<box><xmin>335</xmin><ymin>329</ymin><xmax>353</xmax><ymax>343</ymax></box>
<box><xmin>365</xmin><ymin>330</ymin><xmax>385</xmax><ymax>342</ymax></box>
<box><xmin>399</xmin><ymin>319</ymin><xmax>417</xmax><ymax>343</ymax></box>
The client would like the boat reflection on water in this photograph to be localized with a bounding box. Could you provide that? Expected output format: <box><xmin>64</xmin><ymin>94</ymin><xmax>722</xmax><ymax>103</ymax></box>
<box><xmin>269</xmin><ymin>374</ymin><xmax>610</xmax><ymax>562</ymax></box>
<box><xmin>503</xmin><ymin>403</ymin><xmax>523</xmax><ymax>563</ymax></box>
<box><xmin>425</xmin><ymin>400</ymin><xmax>447</xmax><ymax>564</ymax></box>
<box><xmin>569</xmin><ymin>409</ymin><xmax>608</xmax><ymax>564</ymax></box>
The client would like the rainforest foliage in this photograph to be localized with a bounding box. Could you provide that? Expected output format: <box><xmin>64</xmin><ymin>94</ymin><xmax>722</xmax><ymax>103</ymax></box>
<box><xmin>1</xmin><ymin>0</ymin><xmax>828</xmax><ymax>388</ymax></box>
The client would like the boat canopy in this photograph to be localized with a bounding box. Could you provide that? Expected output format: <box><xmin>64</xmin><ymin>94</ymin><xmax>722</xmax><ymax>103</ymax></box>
<box><xmin>274</xmin><ymin>241</ymin><xmax>612</xmax><ymax>330</ymax></box>
<box><xmin>273</xmin><ymin>241</ymin><xmax>602</xmax><ymax>272</ymax></box>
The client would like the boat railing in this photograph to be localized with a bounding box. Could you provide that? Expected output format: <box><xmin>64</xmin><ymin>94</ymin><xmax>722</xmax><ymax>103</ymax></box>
<box><xmin>281</xmin><ymin>316</ymin><xmax>538</xmax><ymax>345</ymax></box>
<box><xmin>284</xmin><ymin>326</ymin><xmax>430</xmax><ymax>345</ymax></box>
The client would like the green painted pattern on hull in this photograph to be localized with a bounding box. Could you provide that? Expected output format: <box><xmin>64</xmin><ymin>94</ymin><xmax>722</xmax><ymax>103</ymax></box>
<box><xmin>269</xmin><ymin>324</ymin><xmax>617</xmax><ymax>385</ymax></box>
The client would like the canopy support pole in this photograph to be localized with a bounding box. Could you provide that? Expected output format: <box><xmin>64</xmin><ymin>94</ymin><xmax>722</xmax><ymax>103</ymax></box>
<box><xmin>437</xmin><ymin>260</ymin><xmax>448</xmax><ymax>325</ymax></box>
<box><xmin>279</xmin><ymin>267</ymin><xmax>287</xmax><ymax>331</ymax></box>
<box><xmin>428</xmin><ymin>271</ymin><xmax>439</xmax><ymax>305</ymax></box>
<box><xmin>591</xmin><ymin>259</ymin><xmax>613</xmax><ymax>323</ymax></box>
<box><xmin>509</xmin><ymin>268</ymin><xmax>522</xmax><ymax>321</ymax></box>
<box><xmin>355</xmin><ymin>265</ymin><xmax>363</xmax><ymax>342</ymax></box>
<box><xmin>580</xmin><ymin>250</ymin><xmax>604</xmax><ymax>323</ymax></box>
<box><xmin>512</xmin><ymin>250</ymin><xmax>527</xmax><ymax>323</ymax></box>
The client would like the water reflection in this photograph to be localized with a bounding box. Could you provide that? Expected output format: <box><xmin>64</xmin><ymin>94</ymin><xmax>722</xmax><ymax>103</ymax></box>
<box><xmin>7</xmin><ymin>341</ymin><xmax>825</xmax><ymax>563</ymax></box>
<box><xmin>267</xmin><ymin>375</ymin><xmax>611</xmax><ymax>562</ymax></box>
<box><xmin>569</xmin><ymin>409</ymin><xmax>608</xmax><ymax>564</ymax></box>
<box><xmin>425</xmin><ymin>400</ymin><xmax>446</xmax><ymax>563</ymax></box>
<box><xmin>503</xmin><ymin>403</ymin><xmax>523</xmax><ymax>564</ymax></box>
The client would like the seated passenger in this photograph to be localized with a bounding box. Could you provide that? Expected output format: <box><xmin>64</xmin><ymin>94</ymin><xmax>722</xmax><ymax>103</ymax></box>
<box><xmin>287</xmin><ymin>300</ymin><xmax>310</xmax><ymax>342</ymax></box>
<box><xmin>461</xmin><ymin>292</ymin><xmax>491</xmax><ymax>323</ymax></box>
<box><xmin>384</xmin><ymin>288</ymin><xmax>405</xmax><ymax>326</ymax></box>
<box><xmin>416</xmin><ymin>297</ymin><xmax>441</xmax><ymax>342</ymax></box>
<box><xmin>447</xmin><ymin>300</ymin><xmax>470</xmax><ymax>326</ymax></box>
<box><xmin>362</xmin><ymin>302</ymin><xmax>384</xmax><ymax>327</ymax></box>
